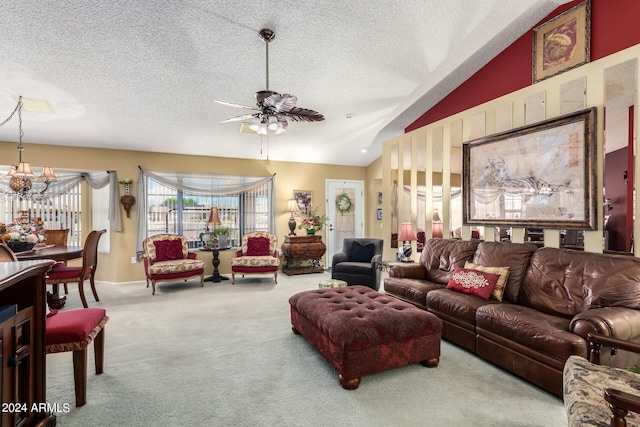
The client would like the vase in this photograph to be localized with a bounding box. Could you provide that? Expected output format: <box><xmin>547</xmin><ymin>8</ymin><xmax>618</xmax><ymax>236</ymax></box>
<box><xmin>306</xmin><ymin>229</ymin><xmax>316</xmax><ymax>235</ymax></box>
<box><xmin>7</xmin><ymin>241</ymin><xmax>35</xmax><ymax>253</ymax></box>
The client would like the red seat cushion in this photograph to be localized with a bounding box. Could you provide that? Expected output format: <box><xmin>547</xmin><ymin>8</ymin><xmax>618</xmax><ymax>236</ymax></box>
<box><xmin>46</xmin><ymin>308</ymin><xmax>107</xmax><ymax>345</ymax></box>
<box><xmin>48</xmin><ymin>266</ymin><xmax>92</xmax><ymax>280</ymax></box>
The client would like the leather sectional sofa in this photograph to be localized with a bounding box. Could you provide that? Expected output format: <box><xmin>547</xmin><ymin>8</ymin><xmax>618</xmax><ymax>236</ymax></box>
<box><xmin>384</xmin><ymin>238</ymin><xmax>640</xmax><ymax>397</ymax></box>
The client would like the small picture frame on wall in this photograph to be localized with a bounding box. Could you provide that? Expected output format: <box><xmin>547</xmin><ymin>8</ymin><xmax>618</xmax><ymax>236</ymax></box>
<box><xmin>376</xmin><ymin>209</ymin><xmax>382</xmax><ymax>220</ymax></box>
<box><xmin>293</xmin><ymin>190</ymin><xmax>312</xmax><ymax>211</ymax></box>
<box><xmin>532</xmin><ymin>0</ymin><xmax>591</xmax><ymax>83</ymax></box>
<box><xmin>377</xmin><ymin>191</ymin><xmax>382</xmax><ymax>205</ymax></box>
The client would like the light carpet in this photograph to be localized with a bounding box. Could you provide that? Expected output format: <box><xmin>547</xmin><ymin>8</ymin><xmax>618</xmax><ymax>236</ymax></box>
<box><xmin>46</xmin><ymin>272</ymin><xmax>567</xmax><ymax>427</ymax></box>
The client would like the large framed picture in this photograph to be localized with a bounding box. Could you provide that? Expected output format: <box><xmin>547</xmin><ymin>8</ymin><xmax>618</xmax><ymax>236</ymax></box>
<box><xmin>532</xmin><ymin>0</ymin><xmax>591</xmax><ymax>83</ymax></box>
<box><xmin>463</xmin><ymin>107</ymin><xmax>597</xmax><ymax>229</ymax></box>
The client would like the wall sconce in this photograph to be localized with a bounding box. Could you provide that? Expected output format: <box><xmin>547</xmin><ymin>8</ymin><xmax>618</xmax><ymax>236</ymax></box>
<box><xmin>432</xmin><ymin>209</ymin><xmax>443</xmax><ymax>239</ymax></box>
<box><xmin>397</xmin><ymin>222</ymin><xmax>416</xmax><ymax>262</ymax></box>
<box><xmin>285</xmin><ymin>198</ymin><xmax>301</xmax><ymax>236</ymax></box>
<box><xmin>119</xmin><ymin>179</ymin><xmax>135</xmax><ymax>218</ymax></box>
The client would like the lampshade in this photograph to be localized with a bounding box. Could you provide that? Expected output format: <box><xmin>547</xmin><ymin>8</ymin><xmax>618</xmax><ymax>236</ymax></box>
<box><xmin>39</xmin><ymin>166</ymin><xmax>57</xmax><ymax>181</ymax></box>
<box><xmin>14</xmin><ymin>162</ymin><xmax>36</xmax><ymax>178</ymax></box>
<box><xmin>398</xmin><ymin>222</ymin><xmax>416</xmax><ymax>241</ymax></box>
<box><xmin>432</xmin><ymin>223</ymin><xmax>443</xmax><ymax>239</ymax></box>
<box><xmin>285</xmin><ymin>198</ymin><xmax>300</xmax><ymax>214</ymax></box>
<box><xmin>207</xmin><ymin>207</ymin><xmax>222</xmax><ymax>226</ymax></box>
<box><xmin>432</xmin><ymin>208</ymin><xmax>442</xmax><ymax>223</ymax></box>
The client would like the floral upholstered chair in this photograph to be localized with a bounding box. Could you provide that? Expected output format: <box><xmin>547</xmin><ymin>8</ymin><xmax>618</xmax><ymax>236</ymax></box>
<box><xmin>563</xmin><ymin>333</ymin><xmax>640</xmax><ymax>426</ymax></box>
<box><xmin>231</xmin><ymin>232</ymin><xmax>279</xmax><ymax>284</ymax></box>
<box><xmin>143</xmin><ymin>234</ymin><xmax>206</xmax><ymax>295</ymax></box>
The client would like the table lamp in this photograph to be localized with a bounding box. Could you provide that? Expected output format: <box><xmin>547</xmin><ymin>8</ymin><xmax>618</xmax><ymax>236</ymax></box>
<box><xmin>397</xmin><ymin>222</ymin><xmax>416</xmax><ymax>262</ymax></box>
<box><xmin>207</xmin><ymin>207</ymin><xmax>222</xmax><ymax>248</ymax></box>
<box><xmin>285</xmin><ymin>198</ymin><xmax>300</xmax><ymax>236</ymax></box>
<box><xmin>432</xmin><ymin>209</ymin><xmax>443</xmax><ymax>239</ymax></box>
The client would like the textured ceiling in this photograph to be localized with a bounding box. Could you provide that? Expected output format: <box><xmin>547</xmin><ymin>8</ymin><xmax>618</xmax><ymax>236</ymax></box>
<box><xmin>0</xmin><ymin>1</ymin><xmax>570</xmax><ymax>167</ymax></box>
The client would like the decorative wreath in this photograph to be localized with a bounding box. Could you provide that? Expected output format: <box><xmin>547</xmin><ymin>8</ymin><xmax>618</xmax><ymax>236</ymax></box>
<box><xmin>336</xmin><ymin>193</ymin><xmax>354</xmax><ymax>215</ymax></box>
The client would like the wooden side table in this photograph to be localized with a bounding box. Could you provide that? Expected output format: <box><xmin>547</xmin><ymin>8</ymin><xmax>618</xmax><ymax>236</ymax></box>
<box><xmin>281</xmin><ymin>235</ymin><xmax>326</xmax><ymax>275</ymax></box>
<box><xmin>199</xmin><ymin>247</ymin><xmax>231</xmax><ymax>282</ymax></box>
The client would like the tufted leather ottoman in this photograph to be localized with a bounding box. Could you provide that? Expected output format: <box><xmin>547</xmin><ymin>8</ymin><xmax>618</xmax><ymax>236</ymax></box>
<box><xmin>289</xmin><ymin>285</ymin><xmax>442</xmax><ymax>389</ymax></box>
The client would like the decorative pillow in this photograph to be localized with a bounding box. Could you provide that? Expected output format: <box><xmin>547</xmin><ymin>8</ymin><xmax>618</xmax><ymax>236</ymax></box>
<box><xmin>246</xmin><ymin>236</ymin><xmax>271</xmax><ymax>256</ymax></box>
<box><xmin>446</xmin><ymin>266</ymin><xmax>501</xmax><ymax>300</ymax></box>
<box><xmin>350</xmin><ymin>241</ymin><xmax>375</xmax><ymax>263</ymax></box>
<box><xmin>465</xmin><ymin>262</ymin><xmax>510</xmax><ymax>302</ymax></box>
<box><xmin>153</xmin><ymin>240</ymin><xmax>184</xmax><ymax>262</ymax></box>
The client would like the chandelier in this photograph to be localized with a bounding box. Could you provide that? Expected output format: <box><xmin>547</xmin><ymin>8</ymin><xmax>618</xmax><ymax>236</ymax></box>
<box><xmin>1</xmin><ymin>96</ymin><xmax>57</xmax><ymax>202</ymax></box>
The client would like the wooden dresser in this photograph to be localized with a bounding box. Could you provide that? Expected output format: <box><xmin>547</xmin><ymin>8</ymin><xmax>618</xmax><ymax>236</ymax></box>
<box><xmin>0</xmin><ymin>261</ymin><xmax>56</xmax><ymax>426</ymax></box>
<box><xmin>281</xmin><ymin>235</ymin><xmax>326</xmax><ymax>275</ymax></box>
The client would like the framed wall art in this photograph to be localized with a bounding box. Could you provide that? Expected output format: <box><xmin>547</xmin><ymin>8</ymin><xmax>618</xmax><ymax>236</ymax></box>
<box><xmin>463</xmin><ymin>107</ymin><xmax>596</xmax><ymax>229</ymax></box>
<box><xmin>293</xmin><ymin>191</ymin><xmax>312</xmax><ymax>211</ymax></box>
<box><xmin>532</xmin><ymin>0</ymin><xmax>591</xmax><ymax>83</ymax></box>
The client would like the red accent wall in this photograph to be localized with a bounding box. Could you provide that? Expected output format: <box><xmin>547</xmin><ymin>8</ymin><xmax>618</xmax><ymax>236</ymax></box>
<box><xmin>406</xmin><ymin>0</ymin><xmax>640</xmax><ymax>132</ymax></box>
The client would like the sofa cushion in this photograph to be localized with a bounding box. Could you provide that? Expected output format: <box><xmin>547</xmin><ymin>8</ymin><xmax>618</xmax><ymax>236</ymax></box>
<box><xmin>420</xmin><ymin>239</ymin><xmax>480</xmax><ymax>285</ymax></box>
<box><xmin>472</xmin><ymin>241</ymin><xmax>537</xmax><ymax>304</ymax></box>
<box><xmin>521</xmin><ymin>247</ymin><xmax>640</xmax><ymax>318</ymax></box>
<box><xmin>350</xmin><ymin>241</ymin><xmax>374</xmax><ymax>263</ymax></box>
<box><xmin>446</xmin><ymin>266</ymin><xmax>500</xmax><ymax>300</ymax></box>
<box><xmin>475</xmin><ymin>303</ymin><xmax>586</xmax><ymax>365</ymax></box>
<box><xmin>231</xmin><ymin>256</ymin><xmax>279</xmax><ymax>268</ymax></box>
<box><xmin>427</xmin><ymin>288</ymin><xmax>497</xmax><ymax>329</ymax></box>
<box><xmin>153</xmin><ymin>239</ymin><xmax>184</xmax><ymax>262</ymax></box>
<box><xmin>465</xmin><ymin>262</ymin><xmax>509</xmax><ymax>302</ymax></box>
<box><xmin>148</xmin><ymin>259</ymin><xmax>206</xmax><ymax>275</ymax></box>
<box><xmin>334</xmin><ymin>261</ymin><xmax>373</xmax><ymax>276</ymax></box>
<box><xmin>383</xmin><ymin>277</ymin><xmax>443</xmax><ymax>310</ymax></box>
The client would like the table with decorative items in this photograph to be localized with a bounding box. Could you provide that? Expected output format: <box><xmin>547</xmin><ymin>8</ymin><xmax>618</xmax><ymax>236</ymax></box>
<box><xmin>281</xmin><ymin>235</ymin><xmax>326</xmax><ymax>275</ymax></box>
<box><xmin>376</xmin><ymin>259</ymin><xmax>414</xmax><ymax>272</ymax></box>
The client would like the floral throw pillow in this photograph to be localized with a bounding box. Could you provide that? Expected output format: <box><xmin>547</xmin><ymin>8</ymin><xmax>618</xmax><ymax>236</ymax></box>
<box><xmin>464</xmin><ymin>262</ymin><xmax>510</xmax><ymax>302</ymax></box>
<box><xmin>446</xmin><ymin>266</ymin><xmax>501</xmax><ymax>300</ymax></box>
<box><xmin>153</xmin><ymin>240</ymin><xmax>184</xmax><ymax>262</ymax></box>
<box><xmin>246</xmin><ymin>236</ymin><xmax>271</xmax><ymax>256</ymax></box>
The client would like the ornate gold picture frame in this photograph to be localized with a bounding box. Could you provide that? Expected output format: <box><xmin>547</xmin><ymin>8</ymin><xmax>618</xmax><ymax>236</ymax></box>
<box><xmin>532</xmin><ymin>0</ymin><xmax>591</xmax><ymax>83</ymax></box>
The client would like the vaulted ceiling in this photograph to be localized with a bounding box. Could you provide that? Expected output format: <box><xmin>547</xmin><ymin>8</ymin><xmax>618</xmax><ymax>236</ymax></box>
<box><xmin>0</xmin><ymin>1</ymin><xmax>570</xmax><ymax>167</ymax></box>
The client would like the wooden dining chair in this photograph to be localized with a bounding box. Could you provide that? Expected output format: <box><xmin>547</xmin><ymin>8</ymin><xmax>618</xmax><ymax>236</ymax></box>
<box><xmin>45</xmin><ymin>229</ymin><xmax>70</xmax><ymax>247</ymax></box>
<box><xmin>46</xmin><ymin>230</ymin><xmax>106</xmax><ymax>308</ymax></box>
<box><xmin>0</xmin><ymin>241</ymin><xmax>18</xmax><ymax>262</ymax></box>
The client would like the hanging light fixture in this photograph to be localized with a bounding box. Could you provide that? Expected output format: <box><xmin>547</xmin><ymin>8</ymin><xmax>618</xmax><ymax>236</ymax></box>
<box><xmin>1</xmin><ymin>96</ymin><xmax>57</xmax><ymax>201</ymax></box>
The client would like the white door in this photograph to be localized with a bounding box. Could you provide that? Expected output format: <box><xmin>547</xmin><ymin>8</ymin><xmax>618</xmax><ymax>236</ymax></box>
<box><xmin>325</xmin><ymin>179</ymin><xmax>365</xmax><ymax>268</ymax></box>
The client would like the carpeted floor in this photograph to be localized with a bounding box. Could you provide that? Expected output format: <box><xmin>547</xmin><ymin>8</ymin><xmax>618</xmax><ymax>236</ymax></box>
<box><xmin>46</xmin><ymin>272</ymin><xmax>567</xmax><ymax>426</ymax></box>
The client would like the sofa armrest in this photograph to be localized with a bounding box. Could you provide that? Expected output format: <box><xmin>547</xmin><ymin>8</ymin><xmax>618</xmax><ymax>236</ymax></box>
<box><xmin>570</xmin><ymin>307</ymin><xmax>640</xmax><ymax>341</ymax></box>
<box><xmin>389</xmin><ymin>264</ymin><xmax>428</xmax><ymax>280</ymax></box>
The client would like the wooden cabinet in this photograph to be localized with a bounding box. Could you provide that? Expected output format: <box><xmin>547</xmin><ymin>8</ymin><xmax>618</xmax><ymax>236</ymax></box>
<box><xmin>0</xmin><ymin>261</ymin><xmax>56</xmax><ymax>426</ymax></box>
<box><xmin>281</xmin><ymin>235</ymin><xmax>326</xmax><ymax>275</ymax></box>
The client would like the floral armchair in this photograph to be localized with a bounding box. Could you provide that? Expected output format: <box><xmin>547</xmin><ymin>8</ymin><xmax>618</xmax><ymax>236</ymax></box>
<box><xmin>563</xmin><ymin>333</ymin><xmax>640</xmax><ymax>426</ymax></box>
<box><xmin>143</xmin><ymin>234</ymin><xmax>206</xmax><ymax>295</ymax></box>
<box><xmin>231</xmin><ymin>232</ymin><xmax>279</xmax><ymax>284</ymax></box>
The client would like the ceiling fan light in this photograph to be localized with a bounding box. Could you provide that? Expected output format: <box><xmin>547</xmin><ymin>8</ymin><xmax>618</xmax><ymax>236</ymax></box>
<box><xmin>274</xmin><ymin>124</ymin><xmax>286</xmax><ymax>135</ymax></box>
<box><xmin>257</xmin><ymin>124</ymin><xmax>268</xmax><ymax>135</ymax></box>
<box><xmin>267</xmin><ymin>116</ymin><xmax>280</xmax><ymax>131</ymax></box>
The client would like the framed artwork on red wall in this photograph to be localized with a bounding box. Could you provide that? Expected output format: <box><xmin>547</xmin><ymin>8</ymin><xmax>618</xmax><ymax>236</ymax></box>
<box><xmin>532</xmin><ymin>0</ymin><xmax>591</xmax><ymax>83</ymax></box>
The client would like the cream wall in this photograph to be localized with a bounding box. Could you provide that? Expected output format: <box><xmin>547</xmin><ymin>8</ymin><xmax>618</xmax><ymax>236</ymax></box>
<box><xmin>0</xmin><ymin>142</ymin><xmax>369</xmax><ymax>282</ymax></box>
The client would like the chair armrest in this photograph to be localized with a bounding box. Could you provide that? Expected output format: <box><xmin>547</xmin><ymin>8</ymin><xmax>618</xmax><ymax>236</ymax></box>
<box><xmin>331</xmin><ymin>252</ymin><xmax>348</xmax><ymax>270</ymax></box>
<box><xmin>187</xmin><ymin>252</ymin><xmax>197</xmax><ymax>260</ymax></box>
<box><xmin>272</xmin><ymin>250</ymin><xmax>279</xmax><ymax>258</ymax></box>
<box><xmin>587</xmin><ymin>332</ymin><xmax>640</xmax><ymax>364</ymax></box>
<box><xmin>370</xmin><ymin>253</ymin><xmax>382</xmax><ymax>267</ymax></box>
<box><xmin>236</xmin><ymin>249</ymin><xmax>243</xmax><ymax>257</ymax></box>
<box><xmin>605</xmin><ymin>388</ymin><xmax>640</xmax><ymax>423</ymax></box>
<box><xmin>389</xmin><ymin>264</ymin><xmax>428</xmax><ymax>280</ymax></box>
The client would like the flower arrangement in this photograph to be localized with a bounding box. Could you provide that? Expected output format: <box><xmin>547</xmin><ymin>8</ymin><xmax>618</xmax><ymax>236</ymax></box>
<box><xmin>1</xmin><ymin>217</ymin><xmax>46</xmax><ymax>252</ymax></box>
<box><xmin>297</xmin><ymin>206</ymin><xmax>328</xmax><ymax>234</ymax></box>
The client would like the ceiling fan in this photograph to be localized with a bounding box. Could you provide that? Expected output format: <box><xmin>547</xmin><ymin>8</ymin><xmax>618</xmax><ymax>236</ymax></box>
<box><xmin>215</xmin><ymin>28</ymin><xmax>325</xmax><ymax>135</ymax></box>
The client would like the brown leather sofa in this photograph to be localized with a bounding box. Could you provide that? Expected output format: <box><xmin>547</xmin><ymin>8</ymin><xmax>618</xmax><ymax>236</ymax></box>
<box><xmin>384</xmin><ymin>238</ymin><xmax>640</xmax><ymax>397</ymax></box>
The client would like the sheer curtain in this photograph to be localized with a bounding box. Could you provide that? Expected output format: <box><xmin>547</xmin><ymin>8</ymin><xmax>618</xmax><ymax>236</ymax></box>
<box><xmin>136</xmin><ymin>167</ymin><xmax>276</xmax><ymax>252</ymax></box>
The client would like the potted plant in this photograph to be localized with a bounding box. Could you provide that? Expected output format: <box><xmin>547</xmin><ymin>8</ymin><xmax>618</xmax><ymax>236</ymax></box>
<box><xmin>213</xmin><ymin>226</ymin><xmax>231</xmax><ymax>248</ymax></box>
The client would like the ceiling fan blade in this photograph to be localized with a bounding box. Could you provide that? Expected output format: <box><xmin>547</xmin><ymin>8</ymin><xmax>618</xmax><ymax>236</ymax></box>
<box><xmin>262</xmin><ymin>93</ymin><xmax>298</xmax><ymax>113</ymax></box>
<box><xmin>214</xmin><ymin>99</ymin><xmax>259</xmax><ymax>110</ymax></box>
<box><xmin>220</xmin><ymin>113</ymin><xmax>259</xmax><ymax>123</ymax></box>
<box><xmin>283</xmin><ymin>107</ymin><xmax>325</xmax><ymax>122</ymax></box>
